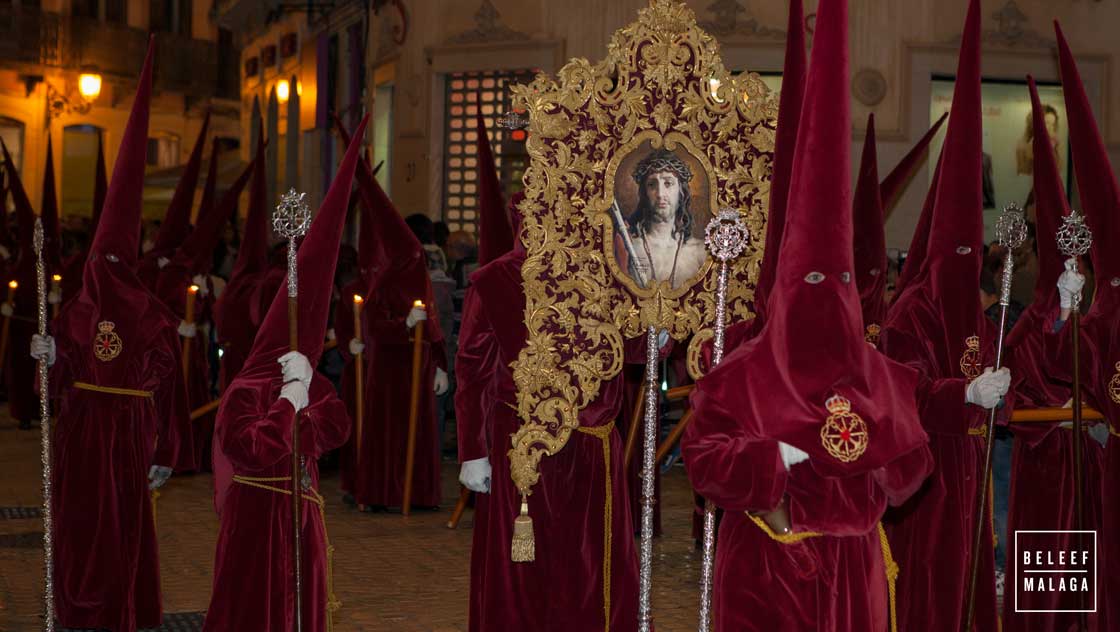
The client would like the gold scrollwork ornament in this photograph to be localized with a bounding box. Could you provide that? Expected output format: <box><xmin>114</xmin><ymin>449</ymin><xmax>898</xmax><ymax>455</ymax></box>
<box><xmin>507</xmin><ymin>0</ymin><xmax>775</xmax><ymax>559</ymax></box>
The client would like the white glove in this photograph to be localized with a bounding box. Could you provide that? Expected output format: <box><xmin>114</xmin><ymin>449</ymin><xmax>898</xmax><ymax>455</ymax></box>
<box><xmin>192</xmin><ymin>274</ymin><xmax>210</xmax><ymax>297</ymax></box>
<box><xmin>405</xmin><ymin>306</ymin><xmax>428</xmax><ymax>329</ymax></box>
<box><xmin>326</xmin><ymin>328</ymin><xmax>337</xmax><ymax>342</ymax></box>
<box><xmin>47</xmin><ymin>289</ymin><xmax>61</xmax><ymax>305</ymax></box>
<box><xmin>178</xmin><ymin>321</ymin><xmax>197</xmax><ymax>338</ymax></box>
<box><xmin>349</xmin><ymin>338</ymin><xmax>366</xmax><ymax>355</ymax></box>
<box><xmin>148</xmin><ymin>465</ymin><xmax>172</xmax><ymax>490</ymax></box>
<box><xmin>966</xmin><ymin>367</ymin><xmax>1011</xmax><ymax>409</ymax></box>
<box><xmin>280</xmin><ymin>379</ymin><xmax>309</xmax><ymax>413</ymax></box>
<box><xmin>459</xmin><ymin>457</ymin><xmax>492</xmax><ymax>493</ymax></box>
<box><xmin>1</xmin><ymin>303</ymin><xmax>12</xmax><ymax>318</ymax></box>
<box><xmin>657</xmin><ymin>328</ymin><xmax>670</xmax><ymax>350</ymax></box>
<box><xmin>778</xmin><ymin>441</ymin><xmax>809</xmax><ymax>470</ymax></box>
<box><xmin>279</xmin><ymin>351</ymin><xmax>313</xmax><ymax>389</ymax></box>
<box><xmin>157</xmin><ymin>256</ymin><xmax>170</xmax><ymax>269</ymax></box>
<box><xmin>434</xmin><ymin>367</ymin><xmax>449</xmax><ymax>395</ymax></box>
<box><xmin>30</xmin><ymin>334</ymin><xmax>56</xmax><ymax>366</ymax></box>
<box><xmin>1057</xmin><ymin>257</ymin><xmax>1085</xmax><ymax>310</ymax></box>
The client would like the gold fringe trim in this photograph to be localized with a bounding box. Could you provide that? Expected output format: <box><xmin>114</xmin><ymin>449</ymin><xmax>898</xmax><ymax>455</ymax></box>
<box><xmin>577</xmin><ymin>422</ymin><xmax>615</xmax><ymax>632</ymax></box>
<box><xmin>511</xmin><ymin>497</ymin><xmax>535</xmax><ymax>562</ymax></box>
<box><xmin>232</xmin><ymin>475</ymin><xmax>340</xmax><ymax>631</ymax></box>
<box><xmin>73</xmin><ymin>381</ymin><xmax>153</xmax><ymax>398</ymax></box>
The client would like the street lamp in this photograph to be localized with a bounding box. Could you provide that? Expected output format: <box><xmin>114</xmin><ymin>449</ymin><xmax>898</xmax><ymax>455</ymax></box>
<box><xmin>78</xmin><ymin>73</ymin><xmax>102</xmax><ymax>100</ymax></box>
<box><xmin>45</xmin><ymin>69</ymin><xmax>102</xmax><ymax>123</ymax></box>
<box><xmin>276</xmin><ymin>79</ymin><xmax>290</xmax><ymax>105</ymax></box>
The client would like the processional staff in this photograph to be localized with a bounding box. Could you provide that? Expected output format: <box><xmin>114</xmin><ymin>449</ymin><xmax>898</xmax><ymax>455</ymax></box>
<box><xmin>962</xmin><ymin>203</ymin><xmax>1027</xmax><ymax>631</ymax></box>
<box><xmin>272</xmin><ymin>188</ymin><xmax>312</xmax><ymax>632</ymax></box>
<box><xmin>34</xmin><ymin>219</ymin><xmax>56</xmax><ymax>632</ymax></box>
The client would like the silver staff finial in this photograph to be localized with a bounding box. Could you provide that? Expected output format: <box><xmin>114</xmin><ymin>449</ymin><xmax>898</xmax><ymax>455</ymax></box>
<box><xmin>705</xmin><ymin>208</ymin><xmax>749</xmax><ymax>263</ymax></box>
<box><xmin>995</xmin><ymin>202</ymin><xmax>1028</xmax><ymax>250</ymax></box>
<box><xmin>1056</xmin><ymin>209</ymin><xmax>1093</xmax><ymax>258</ymax></box>
<box><xmin>497</xmin><ymin>110</ymin><xmax>529</xmax><ymax>131</ymax></box>
<box><xmin>273</xmin><ymin>188</ymin><xmax>312</xmax><ymax>240</ymax></box>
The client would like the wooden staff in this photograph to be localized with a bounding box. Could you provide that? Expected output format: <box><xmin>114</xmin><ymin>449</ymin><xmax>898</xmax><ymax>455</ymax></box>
<box><xmin>656</xmin><ymin>409</ymin><xmax>693</xmax><ymax>465</ymax></box>
<box><xmin>181</xmin><ymin>284</ymin><xmax>198</xmax><ymax>379</ymax></box>
<box><xmin>447</xmin><ymin>486</ymin><xmax>471</xmax><ymax>529</ymax></box>
<box><xmin>191</xmin><ymin>398</ymin><xmax>223</xmax><ymax>421</ymax></box>
<box><xmin>50</xmin><ymin>274</ymin><xmax>61</xmax><ymax>320</ymax></box>
<box><xmin>622</xmin><ymin>395</ymin><xmax>645</xmax><ymax>471</ymax></box>
<box><xmin>352</xmin><ymin>295</ymin><xmax>365</xmax><ymax>463</ymax></box>
<box><xmin>402</xmin><ymin>299</ymin><xmax>426</xmax><ymax>517</ymax></box>
<box><xmin>0</xmin><ymin>280</ymin><xmax>18</xmax><ymax>374</ymax></box>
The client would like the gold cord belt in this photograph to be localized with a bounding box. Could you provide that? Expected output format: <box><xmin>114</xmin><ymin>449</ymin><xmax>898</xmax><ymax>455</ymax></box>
<box><xmin>967</xmin><ymin>426</ymin><xmax>986</xmax><ymax>438</ymax></box>
<box><xmin>232</xmin><ymin>475</ymin><xmax>341</xmax><ymax>631</ymax></box>
<box><xmin>1111</xmin><ymin>425</ymin><xmax>1119</xmax><ymax>438</ymax></box>
<box><xmin>576</xmin><ymin>421</ymin><xmax>615</xmax><ymax>632</ymax></box>
<box><xmin>73</xmin><ymin>381</ymin><xmax>153</xmax><ymax>398</ymax></box>
<box><xmin>748</xmin><ymin>515</ymin><xmax>898</xmax><ymax>632</ymax></box>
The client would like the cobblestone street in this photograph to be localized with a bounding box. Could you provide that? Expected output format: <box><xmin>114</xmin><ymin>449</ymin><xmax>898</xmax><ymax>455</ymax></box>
<box><xmin>0</xmin><ymin>411</ymin><xmax>703</xmax><ymax>631</ymax></box>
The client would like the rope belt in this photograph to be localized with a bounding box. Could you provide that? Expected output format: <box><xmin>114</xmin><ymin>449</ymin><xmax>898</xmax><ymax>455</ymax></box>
<box><xmin>747</xmin><ymin>515</ymin><xmax>898</xmax><ymax>632</ymax></box>
<box><xmin>232</xmin><ymin>475</ymin><xmax>341</xmax><ymax>631</ymax></box>
<box><xmin>73</xmin><ymin>381</ymin><xmax>153</xmax><ymax>398</ymax></box>
<box><xmin>967</xmin><ymin>426</ymin><xmax>986</xmax><ymax>438</ymax></box>
<box><xmin>576</xmin><ymin>421</ymin><xmax>615</xmax><ymax>632</ymax></box>
<box><xmin>1111</xmin><ymin>425</ymin><xmax>1119</xmax><ymax>438</ymax></box>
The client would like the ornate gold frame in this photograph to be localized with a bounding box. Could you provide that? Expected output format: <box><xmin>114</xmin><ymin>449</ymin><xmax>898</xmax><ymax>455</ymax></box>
<box><xmin>507</xmin><ymin>0</ymin><xmax>777</xmax><ymax>498</ymax></box>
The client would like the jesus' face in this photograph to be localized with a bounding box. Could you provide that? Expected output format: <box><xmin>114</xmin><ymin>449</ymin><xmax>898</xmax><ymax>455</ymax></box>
<box><xmin>644</xmin><ymin>170</ymin><xmax>681</xmax><ymax>225</ymax></box>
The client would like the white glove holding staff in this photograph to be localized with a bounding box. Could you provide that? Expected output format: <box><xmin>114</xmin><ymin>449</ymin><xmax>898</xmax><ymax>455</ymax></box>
<box><xmin>148</xmin><ymin>465</ymin><xmax>172</xmax><ymax>490</ymax></box>
<box><xmin>966</xmin><ymin>367</ymin><xmax>1011</xmax><ymax>409</ymax></box>
<box><xmin>30</xmin><ymin>334</ymin><xmax>56</xmax><ymax>366</ymax></box>
<box><xmin>1057</xmin><ymin>257</ymin><xmax>1086</xmax><ymax>310</ymax></box>
<box><xmin>459</xmin><ymin>457</ymin><xmax>492</xmax><ymax>493</ymax></box>
<box><xmin>405</xmin><ymin>306</ymin><xmax>428</xmax><ymax>330</ymax></box>
<box><xmin>278</xmin><ymin>351</ymin><xmax>313</xmax><ymax>413</ymax></box>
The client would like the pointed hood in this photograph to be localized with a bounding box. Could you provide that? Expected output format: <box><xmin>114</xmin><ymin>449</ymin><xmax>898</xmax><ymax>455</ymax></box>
<box><xmin>693</xmin><ymin>0</ymin><xmax>926</xmax><ymax>482</ymax></box>
<box><xmin>1025</xmin><ymin>76</ymin><xmax>1069</xmax><ymax>303</ymax></box>
<box><xmin>1056</xmin><ymin>22</ymin><xmax>1120</xmax><ymax>316</ymax></box>
<box><xmin>880</xmin><ymin>112</ymin><xmax>948</xmax><ymax>214</ymax></box>
<box><xmin>755</xmin><ymin>0</ymin><xmax>807</xmax><ymax>317</ymax></box>
<box><xmin>1</xmin><ymin>139</ymin><xmax>35</xmax><ymax>268</ymax></box>
<box><xmin>892</xmin><ymin>152</ymin><xmax>943</xmax><ymax>300</ymax></box>
<box><xmin>151</xmin><ymin>112</ymin><xmax>210</xmax><ymax>256</ymax></box>
<box><xmin>91</xmin><ymin>129</ymin><xmax>108</xmax><ymax>236</ymax></box>
<box><xmin>853</xmin><ymin>114</ymin><xmax>887</xmax><ymax>332</ymax></box>
<box><xmin>172</xmin><ymin>152</ymin><xmax>253</xmax><ymax>274</ymax></box>
<box><xmin>230</xmin><ymin>125</ymin><xmax>269</xmax><ymax>279</ymax></box>
<box><xmin>242</xmin><ymin>114</ymin><xmax>368</xmax><ymax>371</ymax></box>
<box><xmin>39</xmin><ymin>133</ymin><xmax>61</xmax><ymax>268</ymax></box>
<box><xmin>475</xmin><ymin>100</ymin><xmax>512</xmax><ymax>265</ymax></box>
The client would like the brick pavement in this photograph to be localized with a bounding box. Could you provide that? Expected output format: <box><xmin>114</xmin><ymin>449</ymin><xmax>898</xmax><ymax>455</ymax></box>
<box><xmin>0</xmin><ymin>409</ymin><xmax>703</xmax><ymax>631</ymax></box>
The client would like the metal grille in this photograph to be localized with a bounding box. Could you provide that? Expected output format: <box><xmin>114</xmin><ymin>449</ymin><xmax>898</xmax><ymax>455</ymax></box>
<box><xmin>441</xmin><ymin>69</ymin><xmax>534</xmax><ymax>233</ymax></box>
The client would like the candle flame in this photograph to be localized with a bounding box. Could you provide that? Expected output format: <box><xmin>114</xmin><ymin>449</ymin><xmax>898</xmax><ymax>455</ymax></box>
<box><xmin>353</xmin><ymin>294</ymin><xmax>364</xmax><ymax>304</ymax></box>
<box><xmin>8</xmin><ymin>280</ymin><xmax>17</xmax><ymax>290</ymax></box>
<box><xmin>52</xmin><ymin>274</ymin><xmax>62</xmax><ymax>282</ymax></box>
<box><xmin>189</xmin><ymin>285</ymin><xmax>200</xmax><ymax>294</ymax></box>
<box><xmin>413</xmin><ymin>299</ymin><xmax>425</xmax><ymax>308</ymax></box>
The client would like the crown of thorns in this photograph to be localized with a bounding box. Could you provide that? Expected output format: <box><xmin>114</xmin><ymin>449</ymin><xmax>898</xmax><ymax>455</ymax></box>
<box><xmin>632</xmin><ymin>150</ymin><xmax>692</xmax><ymax>185</ymax></box>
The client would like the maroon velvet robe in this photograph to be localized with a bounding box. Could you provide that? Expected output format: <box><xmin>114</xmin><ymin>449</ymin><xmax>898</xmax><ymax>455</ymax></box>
<box><xmin>455</xmin><ymin>249</ymin><xmax>642</xmax><ymax>632</ymax></box>
<box><xmin>5</xmin><ymin>265</ymin><xmax>40</xmax><ymax>424</ymax></box>
<box><xmin>155</xmin><ymin>262</ymin><xmax>215</xmax><ymax>472</ymax></box>
<box><xmin>1044</xmin><ymin>314</ymin><xmax>1118</xmax><ymax>630</ymax></box>
<box><xmin>878</xmin><ymin>308</ymin><xmax>1004</xmax><ymax>632</ymax></box>
<box><xmin>204</xmin><ymin>372</ymin><xmax>349</xmax><ymax>632</ymax></box>
<box><xmin>49</xmin><ymin>284</ymin><xmax>186</xmax><ymax>631</ymax></box>
<box><xmin>339</xmin><ymin>267</ymin><xmax>447</xmax><ymax>509</ymax></box>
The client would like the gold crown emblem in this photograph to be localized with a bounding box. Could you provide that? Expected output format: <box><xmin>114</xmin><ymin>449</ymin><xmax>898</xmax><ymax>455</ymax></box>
<box><xmin>97</xmin><ymin>321</ymin><xmax>115</xmax><ymax>334</ymax></box>
<box><xmin>821</xmin><ymin>394</ymin><xmax>868</xmax><ymax>463</ymax></box>
<box><xmin>864</xmin><ymin>323</ymin><xmax>881</xmax><ymax>346</ymax></box>
<box><xmin>960</xmin><ymin>334</ymin><xmax>982</xmax><ymax>379</ymax></box>
<box><xmin>93</xmin><ymin>320</ymin><xmax>122</xmax><ymax>362</ymax></box>
<box><xmin>965</xmin><ymin>335</ymin><xmax>980</xmax><ymax>351</ymax></box>
<box><xmin>1108</xmin><ymin>362</ymin><xmax>1120</xmax><ymax>405</ymax></box>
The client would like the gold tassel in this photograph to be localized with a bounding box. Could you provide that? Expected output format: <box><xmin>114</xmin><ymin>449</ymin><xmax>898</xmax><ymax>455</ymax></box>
<box><xmin>511</xmin><ymin>496</ymin><xmax>535</xmax><ymax>562</ymax></box>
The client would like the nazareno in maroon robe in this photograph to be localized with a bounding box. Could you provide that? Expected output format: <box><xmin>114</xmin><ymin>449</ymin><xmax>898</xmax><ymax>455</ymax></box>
<box><xmin>686</xmin><ymin>2</ymin><xmax>933</xmax><ymax>630</ymax></box>
<box><xmin>455</xmin><ymin>244</ymin><xmax>642</xmax><ymax>632</ymax></box>
<box><xmin>48</xmin><ymin>40</ymin><xmax>190</xmax><ymax>632</ymax></box>
<box><xmin>204</xmin><ymin>115</ymin><xmax>365</xmax><ymax>632</ymax></box>
<box><xmin>1036</xmin><ymin>25</ymin><xmax>1120</xmax><ymax>628</ymax></box>
<box><xmin>879</xmin><ymin>2</ymin><xmax>1009</xmax><ymax>630</ymax></box>
<box><xmin>335</xmin><ymin>135</ymin><xmax>447</xmax><ymax>509</ymax></box>
<box><xmin>1000</xmin><ymin>76</ymin><xmax>1107</xmax><ymax>631</ymax></box>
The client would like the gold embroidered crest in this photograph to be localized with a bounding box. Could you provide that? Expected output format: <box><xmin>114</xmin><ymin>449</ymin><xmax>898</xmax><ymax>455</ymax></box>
<box><xmin>820</xmin><ymin>395</ymin><xmax>868</xmax><ymax>463</ymax></box>
<box><xmin>864</xmin><ymin>323</ymin><xmax>881</xmax><ymax>347</ymax></box>
<box><xmin>93</xmin><ymin>321</ymin><xmax>123</xmax><ymax>362</ymax></box>
<box><xmin>1109</xmin><ymin>362</ymin><xmax>1120</xmax><ymax>405</ymax></box>
<box><xmin>960</xmin><ymin>335</ymin><xmax>982</xmax><ymax>379</ymax></box>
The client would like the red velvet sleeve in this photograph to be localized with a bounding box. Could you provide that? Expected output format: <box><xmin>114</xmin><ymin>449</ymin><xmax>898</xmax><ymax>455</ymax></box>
<box><xmin>298</xmin><ymin>373</ymin><xmax>352</xmax><ymax>457</ymax></box>
<box><xmin>1044</xmin><ymin>314</ymin><xmax>1101</xmax><ymax>389</ymax></box>
<box><xmin>786</xmin><ymin>465</ymin><xmax>886</xmax><ymax>536</ymax></box>
<box><xmin>881</xmin><ymin>327</ymin><xmax>978</xmax><ymax>436</ymax></box>
<box><xmin>454</xmin><ymin>288</ymin><xmax>496</xmax><ymax>463</ymax></box>
<box><xmin>431</xmin><ymin>339</ymin><xmax>449</xmax><ymax>373</ymax></box>
<box><xmin>151</xmin><ymin>326</ymin><xmax>188</xmax><ymax>468</ymax></box>
<box><xmin>219</xmin><ymin>385</ymin><xmax>298</xmax><ymax>472</ymax></box>
<box><xmin>681</xmin><ymin>387</ymin><xmax>787</xmax><ymax>513</ymax></box>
